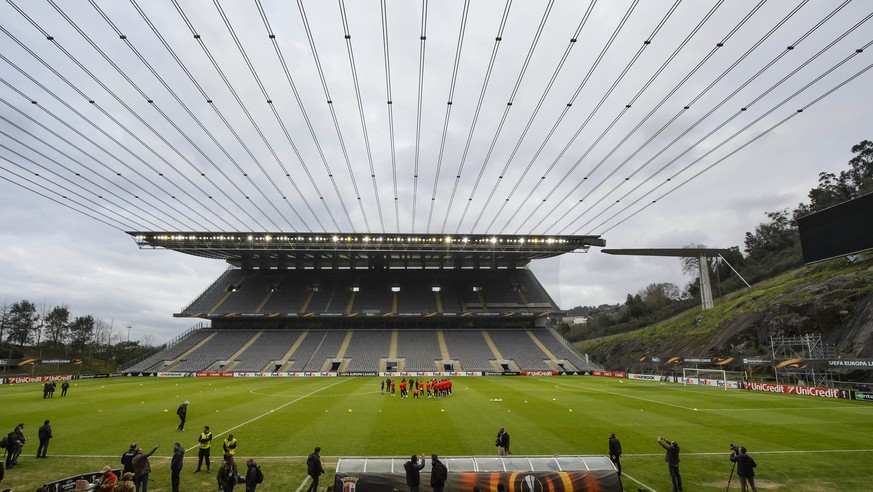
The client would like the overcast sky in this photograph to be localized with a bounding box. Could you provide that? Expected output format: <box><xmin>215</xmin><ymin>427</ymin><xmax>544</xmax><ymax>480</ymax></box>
<box><xmin>1</xmin><ymin>1</ymin><xmax>871</xmax><ymax>343</ymax></box>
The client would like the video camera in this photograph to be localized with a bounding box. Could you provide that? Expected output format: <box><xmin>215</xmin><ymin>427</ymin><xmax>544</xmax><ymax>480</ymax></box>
<box><xmin>729</xmin><ymin>443</ymin><xmax>741</xmax><ymax>453</ymax></box>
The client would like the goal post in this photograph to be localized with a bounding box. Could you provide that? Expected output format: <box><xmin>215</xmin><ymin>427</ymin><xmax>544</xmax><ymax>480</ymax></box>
<box><xmin>682</xmin><ymin>367</ymin><xmax>731</xmax><ymax>390</ymax></box>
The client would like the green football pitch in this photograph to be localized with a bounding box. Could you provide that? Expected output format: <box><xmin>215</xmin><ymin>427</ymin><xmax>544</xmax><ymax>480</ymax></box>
<box><xmin>1</xmin><ymin>375</ymin><xmax>871</xmax><ymax>491</ymax></box>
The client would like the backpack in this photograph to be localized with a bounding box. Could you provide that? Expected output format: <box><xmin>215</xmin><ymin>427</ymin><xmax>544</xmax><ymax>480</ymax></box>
<box><xmin>255</xmin><ymin>466</ymin><xmax>264</xmax><ymax>484</ymax></box>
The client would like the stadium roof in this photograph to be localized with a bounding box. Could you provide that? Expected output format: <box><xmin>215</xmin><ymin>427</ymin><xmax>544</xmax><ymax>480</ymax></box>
<box><xmin>128</xmin><ymin>232</ymin><xmax>605</xmax><ymax>268</ymax></box>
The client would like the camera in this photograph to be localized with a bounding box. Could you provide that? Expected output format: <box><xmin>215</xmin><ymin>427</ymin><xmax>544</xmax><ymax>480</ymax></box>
<box><xmin>729</xmin><ymin>443</ymin><xmax>740</xmax><ymax>453</ymax></box>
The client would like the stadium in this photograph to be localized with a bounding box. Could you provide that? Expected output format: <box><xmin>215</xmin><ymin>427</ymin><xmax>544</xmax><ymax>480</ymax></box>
<box><xmin>2</xmin><ymin>1</ymin><xmax>873</xmax><ymax>491</ymax></box>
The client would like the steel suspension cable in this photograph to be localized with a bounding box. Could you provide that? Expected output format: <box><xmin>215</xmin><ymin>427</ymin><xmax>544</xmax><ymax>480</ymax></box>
<box><xmin>502</xmin><ymin>0</ymin><xmax>682</xmax><ymax>234</ymax></box>
<box><xmin>444</xmin><ymin>0</ymin><xmax>555</xmax><ymax>234</ymax></box>
<box><xmin>424</xmin><ymin>0</ymin><xmax>474</xmax><ymax>232</ymax></box>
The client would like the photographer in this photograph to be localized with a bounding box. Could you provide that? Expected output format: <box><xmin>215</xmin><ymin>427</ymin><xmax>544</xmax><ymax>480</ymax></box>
<box><xmin>729</xmin><ymin>446</ymin><xmax>758</xmax><ymax>492</ymax></box>
<box><xmin>657</xmin><ymin>436</ymin><xmax>681</xmax><ymax>492</ymax></box>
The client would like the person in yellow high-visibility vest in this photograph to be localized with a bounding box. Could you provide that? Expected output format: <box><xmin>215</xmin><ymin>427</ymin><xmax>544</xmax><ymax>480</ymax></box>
<box><xmin>195</xmin><ymin>426</ymin><xmax>213</xmax><ymax>473</ymax></box>
<box><xmin>223</xmin><ymin>434</ymin><xmax>238</xmax><ymax>456</ymax></box>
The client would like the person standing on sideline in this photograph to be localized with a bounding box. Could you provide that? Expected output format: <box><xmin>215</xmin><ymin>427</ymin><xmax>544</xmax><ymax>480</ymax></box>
<box><xmin>36</xmin><ymin>419</ymin><xmax>52</xmax><ymax>458</ymax></box>
<box><xmin>170</xmin><ymin>442</ymin><xmax>184</xmax><ymax>492</ymax></box>
<box><xmin>121</xmin><ymin>443</ymin><xmax>137</xmax><ymax>474</ymax></box>
<box><xmin>195</xmin><ymin>425</ymin><xmax>214</xmax><ymax>472</ymax></box>
<box><xmin>61</xmin><ymin>380</ymin><xmax>70</xmax><ymax>396</ymax></box>
<box><xmin>730</xmin><ymin>446</ymin><xmax>758</xmax><ymax>492</ymax></box>
<box><xmin>217</xmin><ymin>454</ymin><xmax>238</xmax><ymax>492</ymax></box>
<box><xmin>223</xmin><ymin>433</ymin><xmax>238</xmax><ymax>456</ymax></box>
<box><xmin>404</xmin><ymin>454</ymin><xmax>425</xmax><ymax>492</ymax></box>
<box><xmin>608</xmin><ymin>432</ymin><xmax>622</xmax><ymax>476</ymax></box>
<box><xmin>305</xmin><ymin>446</ymin><xmax>325</xmax><ymax>492</ymax></box>
<box><xmin>244</xmin><ymin>458</ymin><xmax>262</xmax><ymax>492</ymax></box>
<box><xmin>131</xmin><ymin>444</ymin><xmax>159</xmax><ymax>492</ymax></box>
<box><xmin>430</xmin><ymin>454</ymin><xmax>448</xmax><ymax>492</ymax></box>
<box><xmin>496</xmin><ymin>427</ymin><xmax>510</xmax><ymax>456</ymax></box>
<box><xmin>176</xmin><ymin>401</ymin><xmax>189</xmax><ymax>431</ymax></box>
<box><xmin>657</xmin><ymin>436</ymin><xmax>682</xmax><ymax>492</ymax></box>
<box><xmin>43</xmin><ymin>382</ymin><xmax>51</xmax><ymax>399</ymax></box>
<box><xmin>5</xmin><ymin>423</ymin><xmax>26</xmax><ymax>469</ymax></box>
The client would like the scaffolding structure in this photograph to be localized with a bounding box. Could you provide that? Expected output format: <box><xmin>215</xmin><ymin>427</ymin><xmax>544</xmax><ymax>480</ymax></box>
<box><xmin>770</xmin><ymin>334</ymin><xmax>837</xmax><ymax>387</ymax></box>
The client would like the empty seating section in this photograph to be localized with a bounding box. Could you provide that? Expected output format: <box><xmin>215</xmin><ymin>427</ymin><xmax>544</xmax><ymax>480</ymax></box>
<box><xmin>300</xmin><ymin>330</ymin><xmax>348</xmax><ymax>371</ymax></box>
<box><xmin>344</xmin><ymin>330</ymin><xmax>392</xmax><ymax>372</ymax></box>
<box><xmin>231</xmin><ymin>331</ymin><xmax>305</xmax><ymax>372</ymax></box>
<box><xmin>126</xmin><ymin>327</ymin><xmax>596</xmax><ymax>373</ymax></box>
<box><xmin>216</xmin><ymin>274</ymin><xmax>274</xmax><ymax>314</ymax></box>
<box><xmin>396</xmin><ymin>330</ymin><xmax>441</xmax><ymax>371</ymax></box>
<box><xmin>534</xmin><ymin>329</ymin><xmax>598</xmax><ymax>371</ymax></box>
<box><xmin>442</xmin><ymin>330</ymin><xmax>495</xmax><ymax>372</ymax></box>
<box><xmin>177</xmin><ymin>268</ymin><xmax>558</xmax><ymax>317</ymax></box>
<box><xmin>488</xmin><ymin>329</ymin><xmax>551</xmax><ymax>371</ymax></box>
<box><xmin>173</xmin><ymin>331</ymin><xmax>253</xmax><ymax>372</ymax></box>
<box><xmin>183</xmin><ymin>269</ymin><xmax>246</xmax><ymax>314</ymax></box>
<box><xmin>126</xmin><ymin>329</ymin><xmax>212</xmax><ymax>372</ymax></box>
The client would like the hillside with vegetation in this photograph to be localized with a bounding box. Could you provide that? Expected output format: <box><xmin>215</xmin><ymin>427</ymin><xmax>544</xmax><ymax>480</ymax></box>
<box><xmin>577</xmin><ymin>252</ymin><xmax>873</xmax><ymax>371</ymax></box>
<box><xmin>566</xmin><ymin>139</ymin><xmax>873</xmax><ymax>375</ymax></box>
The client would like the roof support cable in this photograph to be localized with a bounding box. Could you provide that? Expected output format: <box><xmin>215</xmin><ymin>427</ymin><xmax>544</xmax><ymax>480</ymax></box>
<box><xmin>503</xmin><ymin>0</ymin><xmax>682</xmax><ymax>234</ymax></box>
<box><xmin>444</xmin><ymin>0</ymin><xmax>555</xmax><ymax>234</ymax></box>
<box><xmin>476</xmin><ymin>0</ymin><xmax>637</xmax><ymax>234</ymax></box>
<box><xmin>424</xmin><ymin>0</ymin><xmax>475</xmax><ymax>233</ymax></box>
<box><xmin>515</xmin><ymin>0</ymin><xmax>728</xmax><ymax>234</ymax></box>
<box><xmin>296</xmin><ymin>0</ymin><xmax>365</xmax><ymax>232</ymax></box>
<box><xmin>590</xmin><ymin>44</ymin><xmax>873</xmax><ymax>235</ymax></box>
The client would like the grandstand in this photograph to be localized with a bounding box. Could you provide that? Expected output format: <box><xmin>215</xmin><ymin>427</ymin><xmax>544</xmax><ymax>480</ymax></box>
<box><xmin>125</xmin><ymin>232</ymin><xmax>604</xmax><ymax>374</ymax></box>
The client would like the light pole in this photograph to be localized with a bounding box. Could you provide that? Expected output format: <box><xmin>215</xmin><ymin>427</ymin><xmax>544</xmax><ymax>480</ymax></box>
<box><xmin>127</xmin><ymin>325</ymin><xmax>131</xmax><ymax>343</ymax></box>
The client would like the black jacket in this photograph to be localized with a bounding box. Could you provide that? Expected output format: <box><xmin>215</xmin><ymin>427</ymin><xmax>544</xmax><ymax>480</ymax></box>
<box><xmin>307</xmin><ymin>453</ymin><xmax>324</xmax><ymax>477</ymax></box>
<box><xmin>608</xmin><ymin>437</ymin><xmax>621</xmax><ymax>457</ymax></box>
<box><xmin>121</xmin><ymin>448</ymin><xmax>137</xmax><ymax>472</ymax></box>
<box><xmin>496</xmin><ymin>431</ymin><xmax>510</xmax><ymax>450</ymax></box>
<box><xmin>730</xmin><ymin>452</ymin><xmax>757</xmax><ymax>477</ymax></box>
<box><xmin>38</xmin><ymin>424</ymin><xmax>52</xmax><ymax>442</ymax></box>
<box><xmin>245</xmin><ymin>463</ymin><xmax>261</xmax><ymax>490</ymax></box>
<box><xmin>430</xmin><ymin>459</ymin><xmax>448</xmax><ymax>488</ymax></box>
<box><xmin>659</xmin><ymin>441</ymin><xmax>680</xmax><ymax>466</ymax></box>
<box><xmin>171</xmin><ymin>447</ymin><xmax>185</xmax><ymax>471</ymax></box>
<box><xmin>404</xmin><ymin>458</ymin><xmax>425</xmax><ymax>486</ymax></box>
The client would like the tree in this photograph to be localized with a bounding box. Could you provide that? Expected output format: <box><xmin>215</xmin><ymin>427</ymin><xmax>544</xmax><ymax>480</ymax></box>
<box><xmin>743</xmin><ymin>209</ymin><xmax>798</xmax><ymax>257</ymax></box>
<box><xmin>848</xmin><ymin>139</ymin><xmax>873</xmax><ymax>195</ymax></box>
<box><xmin>0</xmin><ymin>302</ymin><xmax>9</xmax><ymax>343</ymax></box>
<box><xmin>8</xmin><ymin>300</ymin><xmax>39</xmax><ymax>345</ymax></box>
<box><xmin>639</xmin><ymin>283</ymin><xmax>682</xmax><ymax>311</ymax></box>
<box><xmin>43</xmin><ymin>305</ymin><xmax>71</xmax><ymax>347</ymax></box>
<box><xmin>796</xmin><ymin>140</ymin><xmax>873</xmax><ymax>218</ymax></box>
<box><xmin>68</xmin><ymin>315</ymin><xmax>95</xmax><ymax>352</ymax></box>
<box><xmin>625</xmin><ymin>293</ymin><xmax>648</xmax><ymax>319</ymax></box>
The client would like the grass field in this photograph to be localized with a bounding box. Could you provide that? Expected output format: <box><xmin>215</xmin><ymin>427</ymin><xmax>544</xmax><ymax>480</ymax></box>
<box><xmin>1</xmin><ymin>375</ymin><xmax>871</xmax><ymax>491</ymax></box>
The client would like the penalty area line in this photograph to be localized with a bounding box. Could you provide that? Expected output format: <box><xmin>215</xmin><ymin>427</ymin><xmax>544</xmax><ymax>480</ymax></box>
<box><xmin>185</xmin><ymin>378</ymin><xmax>351</xmax><ymax>453</ymax></box>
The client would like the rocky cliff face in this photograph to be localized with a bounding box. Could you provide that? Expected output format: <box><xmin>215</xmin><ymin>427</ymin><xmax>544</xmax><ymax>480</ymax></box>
<box><xmin>580</xmin><ymin>256</ymin><xmax>873</xmax><ymax>377</ymax></box>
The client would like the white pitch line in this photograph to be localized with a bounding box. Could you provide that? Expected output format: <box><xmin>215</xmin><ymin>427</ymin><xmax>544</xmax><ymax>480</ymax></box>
<box><xmin>623</xmin><ymin>471</ymin><xmax>657</xmax><ymax>492</ymax></box>
<box><xmin>550</xmin><ymin>381</ymin><xmax>694</xmax><ymax>411</ymax></box>
<box><xmin>295</xmin><ymin>475</ymin><xmax>311</xmax><ymax>492</ymax></box>
<box><xmin>185</xmin><ymin>378</ymin><xmax>351</xmax><ymax>453</ymax></box>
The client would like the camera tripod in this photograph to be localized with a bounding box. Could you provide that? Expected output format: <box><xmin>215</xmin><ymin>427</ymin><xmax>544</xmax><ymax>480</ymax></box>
<box><xmin>725</xmin><ymin>459</ymin><xmax>736</xmax><ymax>492</ymax></box>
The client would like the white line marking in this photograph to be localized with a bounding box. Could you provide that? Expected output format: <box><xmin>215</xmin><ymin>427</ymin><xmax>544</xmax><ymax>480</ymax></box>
<box><xmin>185</xmin><ymin>378</ymin><xmax>351</xmax><ymax>453</ymax></box>
<box><xmin>623</xmin><ymin>471</ymin><xmax>657</xmax><ymax>492</ymax></box>
<box><xmin>295</xmin><ymin>475</ymin><xmax>311</xmax><ymax>492</ymax></box>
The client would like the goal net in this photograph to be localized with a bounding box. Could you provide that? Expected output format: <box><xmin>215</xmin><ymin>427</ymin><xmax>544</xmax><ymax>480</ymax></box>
<box><xmin>681</xmin><ymin>368</ymin><xmax>741</xmax><ymax>390</ymax></box>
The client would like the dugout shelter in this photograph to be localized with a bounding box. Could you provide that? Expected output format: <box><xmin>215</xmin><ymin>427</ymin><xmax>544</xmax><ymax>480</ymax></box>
<box><xmin>333</xmin><ymin>455</ymin><xmax>621</xmax><ymax>492</ymax></box>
